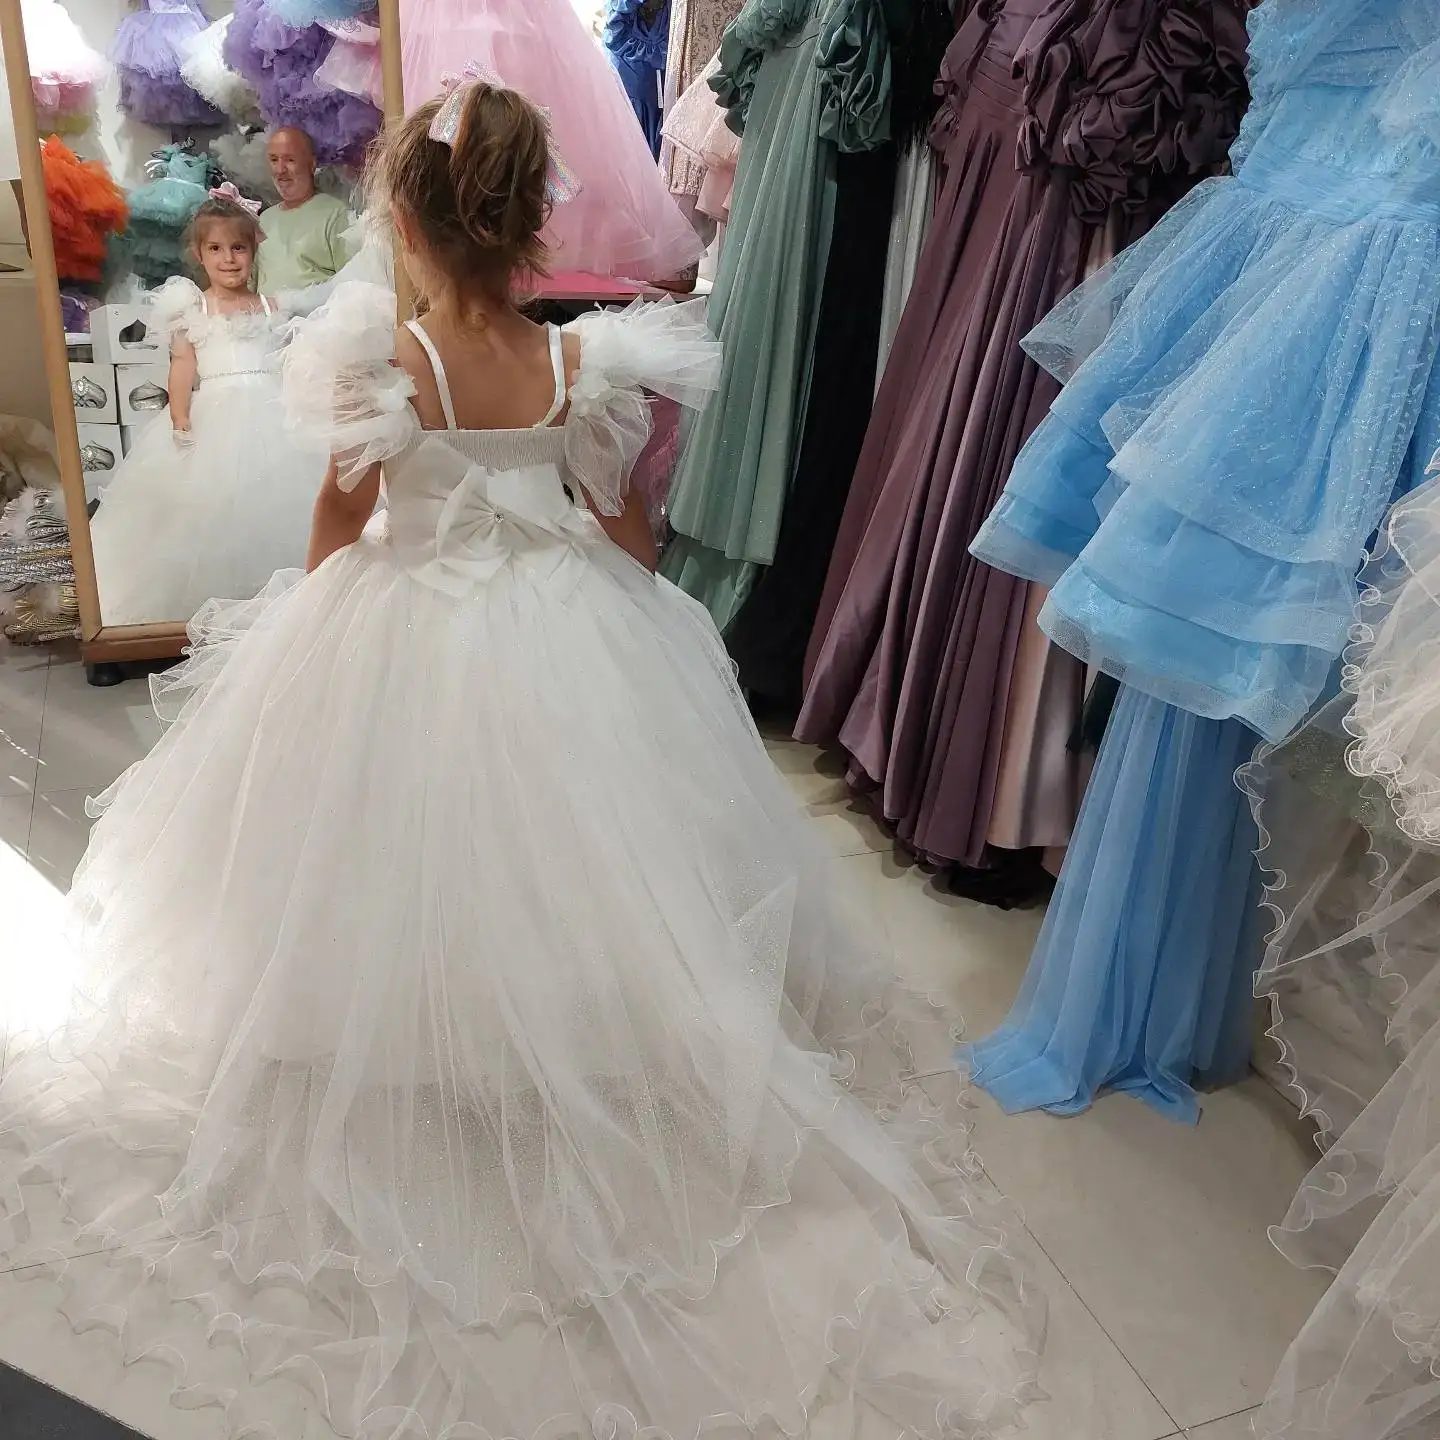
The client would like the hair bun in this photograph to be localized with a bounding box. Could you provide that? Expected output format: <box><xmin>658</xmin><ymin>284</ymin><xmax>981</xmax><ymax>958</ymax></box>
<box><xmin>372</xmin><ymin>83</ymin><xmax>552</xmax><ymax>299</ymax></box>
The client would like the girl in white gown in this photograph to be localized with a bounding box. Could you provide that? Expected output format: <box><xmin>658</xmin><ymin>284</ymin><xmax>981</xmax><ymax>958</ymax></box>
<box><xmin>0</xmin><ymin>82</ymin><xmax>1045</xmax><ymax>1439</ymax></box>
<box><xmin>88</xmin><ymin>190</ymin><xmax>329</xmax><ymax>626</ymax></box>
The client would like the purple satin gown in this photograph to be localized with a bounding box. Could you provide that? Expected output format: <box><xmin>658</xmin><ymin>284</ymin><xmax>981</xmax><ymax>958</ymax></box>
<box><xmin>796</xmin><ymin>0</ymin><xmax>1251</xmax><ymax>868</ymax></box>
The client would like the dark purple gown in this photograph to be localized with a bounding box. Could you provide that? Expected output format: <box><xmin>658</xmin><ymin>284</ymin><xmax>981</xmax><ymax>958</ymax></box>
<box><xmin>795</xmin><ymin>0</ymin><xmax>1250</xmax><ymax>868</ymax></box>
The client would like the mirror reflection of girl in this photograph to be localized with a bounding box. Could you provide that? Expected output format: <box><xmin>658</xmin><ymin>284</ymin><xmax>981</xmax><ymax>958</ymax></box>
<box><xmin>87</xmin><ymin>189</ymin><xmax>329</xmax><ymax>626</ymax></box>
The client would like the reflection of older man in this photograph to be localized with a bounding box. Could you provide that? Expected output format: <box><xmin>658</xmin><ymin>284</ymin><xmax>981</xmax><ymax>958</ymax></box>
<box><xmin>255</xmin><ymin>128</ymin><xmax>354</xmax><ymax>293</ymax></box>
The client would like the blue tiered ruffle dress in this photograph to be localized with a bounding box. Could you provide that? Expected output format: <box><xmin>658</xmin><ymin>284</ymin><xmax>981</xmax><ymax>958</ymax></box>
<box><xmin>961</xmin><ymin>0</ymin><xmax>1440</xmax><ymax>1121</ymax></box>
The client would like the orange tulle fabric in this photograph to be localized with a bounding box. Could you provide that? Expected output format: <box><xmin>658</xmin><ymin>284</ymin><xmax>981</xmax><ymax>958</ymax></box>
<box><xmin>42</xmin><ymin>136</ymin><xmax>128</xmax><ymax>283</ymax></box>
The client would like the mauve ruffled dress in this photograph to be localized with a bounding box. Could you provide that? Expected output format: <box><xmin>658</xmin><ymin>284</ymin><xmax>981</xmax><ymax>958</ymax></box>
<box><xmin>795</xmin><ymin>0</ymin><xmax>1251</xmax><ymax>869</ymax></box>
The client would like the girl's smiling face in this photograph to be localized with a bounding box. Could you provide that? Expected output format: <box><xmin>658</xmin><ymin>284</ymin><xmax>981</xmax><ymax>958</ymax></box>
<box><xmin>196</xmin><ymin>218</ymin><xmax>255</xmax><ymax>293</ymax></box>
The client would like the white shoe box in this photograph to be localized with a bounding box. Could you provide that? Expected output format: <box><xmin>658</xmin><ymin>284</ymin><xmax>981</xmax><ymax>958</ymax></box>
<box><xmin>116</xmin><ymin>362</ymin><xmax>171</xmax><ymax>428</ymax></box>
<box><xmin>89</xmin><ymin>302</ymin><xmax>165</xmax><ymax>366</ymax></box>
<box><xmin>75</xmin><ymin>421</ymin><xmax>123</xmax><ymax>503</ymax></box>
<box><xmin>68</xmin><ymin>361</ymin><xmax>118</xmax><ymax>425</ymax></box>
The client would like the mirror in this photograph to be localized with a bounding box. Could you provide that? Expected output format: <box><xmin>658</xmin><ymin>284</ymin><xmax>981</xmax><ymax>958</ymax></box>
<box><xmin>1</xmin><ymin>0</ymin><xmax>401</xmax><ymax>659</ymax></box>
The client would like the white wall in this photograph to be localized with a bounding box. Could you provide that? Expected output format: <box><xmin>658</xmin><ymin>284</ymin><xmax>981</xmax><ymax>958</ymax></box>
<box><xmin>0</xmin><ymin>26</ymin><xmax>20</xmax><ymax>185</ymax></box>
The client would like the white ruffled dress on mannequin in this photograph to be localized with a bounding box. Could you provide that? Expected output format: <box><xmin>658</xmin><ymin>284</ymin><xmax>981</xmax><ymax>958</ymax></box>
<box><xmin>0</xmin><ymin>281</ymin><xmax>1046</xmax><ymax>1440</ymax></box>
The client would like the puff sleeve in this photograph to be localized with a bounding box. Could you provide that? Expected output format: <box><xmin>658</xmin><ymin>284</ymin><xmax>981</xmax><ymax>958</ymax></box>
<box><xmin>148</xmin><ymin>276</ymin><xmax>205</xmax><ymax>344</ymax></box>
<box><xmin>563</xmin><ymin>297</ymin><xmax>721</xmax><ymax>517</ymax></box>
<box><xmin>279</xmin><ymin>279</ymin><xmax>418</xmax><ymax>490</ymax></box>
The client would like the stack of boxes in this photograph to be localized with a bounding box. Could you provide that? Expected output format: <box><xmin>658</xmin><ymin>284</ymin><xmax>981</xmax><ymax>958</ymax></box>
<box><xmin>67</xmin><ymin>304</ymin><xmax>170</xmax><ymax>503</ymax></box>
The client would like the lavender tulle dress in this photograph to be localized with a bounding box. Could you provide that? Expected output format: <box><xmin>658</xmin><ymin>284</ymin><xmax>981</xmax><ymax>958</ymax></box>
<box><xmin>112</xmin><ymin>0</ymin><xmax>223</xmax><ymax>127</ymax></box>
<box><xmin>224</xmin><ymin>0</ymin><xmax>382</xmax><ymax>166</ymax></box>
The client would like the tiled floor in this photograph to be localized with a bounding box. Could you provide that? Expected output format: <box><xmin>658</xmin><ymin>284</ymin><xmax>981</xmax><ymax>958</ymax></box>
<box><xmin>0</xmin><ymin>638</ymin><xmax>1327</xmax><ymax>1439</ymax></box>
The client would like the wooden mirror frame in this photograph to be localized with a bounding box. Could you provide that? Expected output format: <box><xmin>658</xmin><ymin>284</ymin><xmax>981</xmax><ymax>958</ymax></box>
<box><xmin>0</xmin><ymin>0</ymin><xmax>405</xmax><ymax>669</ymax></box>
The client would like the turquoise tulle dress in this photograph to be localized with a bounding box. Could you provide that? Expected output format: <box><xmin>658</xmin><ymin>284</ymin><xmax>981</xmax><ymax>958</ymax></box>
<box><xmin>961</xmin><ymin>0</ymin><xmax>1440</xmax><ymax>1120</ymax></box>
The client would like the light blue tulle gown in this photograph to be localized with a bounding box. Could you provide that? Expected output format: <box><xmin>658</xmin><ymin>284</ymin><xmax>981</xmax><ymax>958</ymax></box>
<box><xmin>966</xmin><ymin>690</ymin><xmax>1261</xmax><ymax>1121</ymax></box>
<box><xmin>961</xmin><ymin>0</ymin><xmax>1440</xmax><ymax>1120</ymax></box>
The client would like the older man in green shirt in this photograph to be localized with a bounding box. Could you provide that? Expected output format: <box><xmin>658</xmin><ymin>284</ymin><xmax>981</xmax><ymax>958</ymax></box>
<box><xmin>255</xmin><ymin>127</ymin><xmax>355</xmax><ymax>295</ymax></box>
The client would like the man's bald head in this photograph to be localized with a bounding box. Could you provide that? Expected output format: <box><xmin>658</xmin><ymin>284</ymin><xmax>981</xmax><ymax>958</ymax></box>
<box><xmin>267</xmin><ymin>127</ymin><xmax>318</xmax><ymax>208</ymax></box>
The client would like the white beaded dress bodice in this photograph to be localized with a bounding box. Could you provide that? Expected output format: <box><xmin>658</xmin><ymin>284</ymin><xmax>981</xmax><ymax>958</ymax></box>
<box><xmin>191</xmin><ymin>299</ymin><xmax>283</xmax><ymax>388</ymax></box>
<box><xmin>279</xmin><ymin>279</ymin><xmax>722</xmax><ymax>589</ymax></box>
<box><xmin>381</xmin><ymin>321</ymin><xmax>591</xmax><ymax>595</ymax></box>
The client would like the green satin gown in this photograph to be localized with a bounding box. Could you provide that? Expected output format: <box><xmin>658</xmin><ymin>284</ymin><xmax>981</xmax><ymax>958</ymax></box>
<box><xmin>661</xmin><ymin>0</ymin><xmax>893</xmax><ymax>629</ymax></box>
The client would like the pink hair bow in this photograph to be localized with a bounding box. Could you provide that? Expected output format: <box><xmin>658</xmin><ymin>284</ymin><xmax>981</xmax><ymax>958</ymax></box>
<box><xmin>208</xmin><ymin>182</ymin><xmax>263</xmax><ymax>216</ymax></box>
<box><xmin>427</xmin><ymin>60</ymin><xmax>583</xmax><ymax>207</ymax></box>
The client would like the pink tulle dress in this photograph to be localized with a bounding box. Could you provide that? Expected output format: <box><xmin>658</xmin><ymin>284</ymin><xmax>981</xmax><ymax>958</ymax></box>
<box><xmin>22</xmin><ymin>0</ymin><xmax>108</xmax><ymax>132</ymax></box>
<box><xmin>400</xmin><ymin>0</ymin><xmax>704</xmax><ymax>282</ymax></box>
<box><xmin>314</xmin><ymin>14</ymin><xmax>384</xmax><ymax>107</ymax></box>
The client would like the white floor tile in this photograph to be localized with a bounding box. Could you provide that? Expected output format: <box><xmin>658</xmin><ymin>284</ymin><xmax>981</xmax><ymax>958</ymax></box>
<box><xmin>0</xmin><ymin>731</ymin><xmax>39</xmax><ymax>799</ymax></box>
<box><xmin>1024</xmin><ymin>1246</ymin><xmax>1178</xmax><ymax>1440</ymax></box>
<box><xmin>921</xmin><ymin>1108</ymin><xmax>1177</xmax><ymax>1437</ymax></box>
<box><xmin>782</xmin><ymin>742</ymin><xmax>1023</xmax><ymax>1060</ymax></box>
<box><xmin>0</xmin><ymin>651</ymin><xmax>45</xmax><ymax>800</ymax></box>
<box><xmin>914</xmin><ymin>1078</ymin><xmax>1175</xmax><ymax>1440</ymax></box>
<box><xmin>767</xmin><ymin>737</ymin><xmax>894</xmax><ymax>856</ymax></box>
<box><xmin>964</xmin><ymin>1079</ymin><xmax>1325</xmax><ymax>1431</ymax></box>
<box><xmin>34</xmin><ymin>660</ymin><xmax>161</xmax><ymax>797</ymax></box>
<box><xmin>1187</xmin><ymin>1408</ymin><xmax>1259</xmax><ymax>1438</ymax></box>
<box><xmin>830</xmin><ymin>850</ymin><xmax>900</xmax><ymax>949</ymax></box>
<box><xmin>0</xmin><ymin>1181</ymin><xmax>145</xmax><ymax>1276</ymax></box>
<box><xmin>830</xmin><ymin>851</ymin><xmax>962</xmax><ymax>1074</ymax></box>
<box><xmin>753</xmin><ymin>712</ymin><xmax>799</xmax><ymax>746</ymax></box>
<box><xmin>0</xmin><ymin>639</ymin><xmax>50</xmax><ymax>686</ymax></box>
<box><xmin>807</xmin><ymin>797</ymin><xmax>892</xmax><ymax>857</ymax></box>
<box><xmin>25</xmin><ymin>789</ymin><xmax>96</xmax><ymax>891</ymax></box>
<box><xmin>872</xmin><ymin>855</ymin><xmax>1045</xmax><ymax>1040</ymax></box>
<box><xmin>0</xmin><ymin>1218</ymin><xmax>1173</xmax><ymax>1440</ymax></box>
<box><xmin>767</xmin><ymin>738</ymin><xmax>852</xmax><ymax>808</ymax></box>
<box><xmin>0</xmin><ymin>791</ymin><xmax>31</xmax><ymax>856</ymax></box>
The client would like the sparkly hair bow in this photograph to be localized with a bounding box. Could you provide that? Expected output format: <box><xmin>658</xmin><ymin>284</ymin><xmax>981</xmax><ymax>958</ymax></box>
<box><xmin>427</xmin><ymin>61</ymin><xmax>583</xmax><ymax>207</ymax></box>
<box><xmin>207</xmin><ymin>182</ymin><xmax>263</xmax><ymax>216</ymax></box>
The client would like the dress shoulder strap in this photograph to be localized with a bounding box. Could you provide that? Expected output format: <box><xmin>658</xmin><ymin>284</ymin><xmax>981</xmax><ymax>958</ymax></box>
<box><xmin>537</xmin><ymin>324</ymin><xmax>567</xmax><ymax>428</ymax></box>
<box><xmin>259</xmin><ymin>294</ymin><xmax>272</xmax><ymax>317</ymax></box>
<box><xmin>402</xmin><ymin>319</ymin><xmax>458</xmax><ymax>431</ymax></box>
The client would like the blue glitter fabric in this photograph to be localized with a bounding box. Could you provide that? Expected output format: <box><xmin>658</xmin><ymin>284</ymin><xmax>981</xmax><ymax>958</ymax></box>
<box><xmin>971</xmin><ymin>0</ymin><xmax>1440</xmax><ymax>744</ymax></box>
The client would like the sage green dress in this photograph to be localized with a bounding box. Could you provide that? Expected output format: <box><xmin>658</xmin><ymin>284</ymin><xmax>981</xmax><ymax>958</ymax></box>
<box><xmin>661</xmin><ymin>0</ymin><xmax>892</xmax><ymax>629</ymax></box>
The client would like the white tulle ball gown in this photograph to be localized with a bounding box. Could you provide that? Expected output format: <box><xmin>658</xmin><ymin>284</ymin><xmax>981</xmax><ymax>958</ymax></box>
<box><xmin>88</xmin><ymin>278</ymin><xmax>330</xmax><ymax>626</ymax></box>
<box><xmin>0</xmin><ymin>281</ymin><xmax>1045</xmax><ymax>1439</ymax></box>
